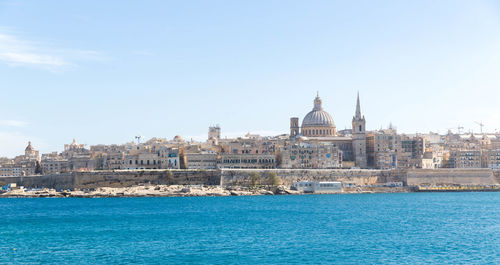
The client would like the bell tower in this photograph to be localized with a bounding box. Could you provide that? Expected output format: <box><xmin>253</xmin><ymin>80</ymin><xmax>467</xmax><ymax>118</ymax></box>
<box><xmin>352</xmin><ymin>92</ymin><xmax>367</xmax><ymax>168</ymax></box>
<box><xmin>290</xmin><ymin>117</ymin><xmax>299</xmax><ymax>138</ymax></box>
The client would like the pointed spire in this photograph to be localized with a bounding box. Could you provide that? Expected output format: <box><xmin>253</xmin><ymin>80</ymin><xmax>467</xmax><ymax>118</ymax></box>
<box><xmin>354</xmin><ymin>91</ymin><xmax>362</xmax><ymax>119</ymax></box>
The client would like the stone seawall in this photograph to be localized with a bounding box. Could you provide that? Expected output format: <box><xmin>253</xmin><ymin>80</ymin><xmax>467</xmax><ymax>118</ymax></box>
<box><xmin>217</xmin><ymin>168</ymin><xmax>500</xmax><ymax>186</ymax></box>
<box><xmin>494</xmin><ymin>170</ymin><xmax>500</xmax><ymax>183</ymax></box>
<box><xmin>220</xmin><ymin>169</ymin><xmax>405</xmax><ymax>186</ymax></box>
<box><xmin>0</xmin><ymin>170</ymin><xmax>220</xmax><ymax>190</ymax></box>
<box><xmin>406</xmin><ymin>169</ymin><xmax>499</xmax><ymax>186</ymax></box>
<box><xmin>1</xmin><ymin>169</ymin><xmax>499</xmax><ymax>190</ymax></box>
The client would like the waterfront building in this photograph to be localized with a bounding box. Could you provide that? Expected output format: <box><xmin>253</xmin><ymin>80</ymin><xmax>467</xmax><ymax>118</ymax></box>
<box><xmin>212</xmin><ymin>133</ymin><xmax>278</xmax><ymax>169</ymax></box>
<box><xmin>449</xmin><ymin>149</ymin><xmax>482</xmax><ymax>168</ymax></box>
<box><xmin>292</xmin><ymin>181</ymin><xmax>342</xmax><ymax>193</ymax></box>
<box><xmin>68</xmin><ymin>154</ymin><xmax>94</xmax><ymax>171</ymax></box>
<box><xmin>397</xmin><ymin>135</ymin><xmax>425</xmax><ymax>169</ymax></box>
<box><xmin>368</xmin><ymin>128</ymin><xmax>398</xmax><ymax>169</ymax></box>
<box><xmin>0</xmin><ymin>166</ymin><xmax>23</xmax><ymax>177</ymax></box>
<box><xmin>158</xmin><ymin>147</ymin><xmax>180</xmax><ymax>169</ymax></box>
<box><xmin>103</xmin><ymin>151</ymin><xmax>126</xmax><ymax>170</ymax></box>
<box><xmin>0</xmin><ymin>142</ymin><xmax>41</xmax><ymax>176</ymax></box>
<box><xmin>218</xmin><ymin>153</ymin><xmax>275</xmax><ymax>169</ymax></box>
<box><xmin>185</xmin><ymin>152</ymin><xmax>218</xmax><ymax>169</ymax></box>
<box><xmin>487</xmin><ymin>149</ymin><xmax>500</xmax><ymax>169</ymax></box>
<box><xmin>287</xmin><ymin>93</ymin><xmax>367</xmax><ymax>168</ymax></box>
<box><xmin>421</xmin><ymin>145</ymin><xmax>445</xmax><ymax>169</ymax></box>
<box><xmin>124</xmin><ymin>152</ymin><xmax>161</xmax><ymax>170</ymax></box>
<box><xmin>280</xmin><ymin>140</ymin><xmax>342</xmax><ymax>169</ymax></box>
<box><xmin>41</xmin><ymin>152</ymin><xmax>69</xmax><ymax>174</ymax></box>
<box><xmin>219</xmin><ymin>134</ymin><xmax>276</xmax><ymax>156</ymax></box>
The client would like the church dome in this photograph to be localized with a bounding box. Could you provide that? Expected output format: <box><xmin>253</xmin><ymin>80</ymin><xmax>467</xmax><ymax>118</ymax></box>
<box><xmin>173</xmin><ymin>135</ymin><xmax>185</xmax><ymax>142</ymax></box>
<box><xmin>25</xmin><ymin>141</ymin><xmax>34</xmax><ymax>151</ymax></box>
<box><xmin>302</xmin><ymin>110</ymin><xmax>335</xmax><ymax>127</ymax></box>
<box><xmin>300</xmin><ymin>94</ymin><xmax>336</xmax><ymax>137</ymax></box>
<box><xmin>302</xmin><ymin>95</ymin><xmax>335</xmax><ymax>127</ymax></box>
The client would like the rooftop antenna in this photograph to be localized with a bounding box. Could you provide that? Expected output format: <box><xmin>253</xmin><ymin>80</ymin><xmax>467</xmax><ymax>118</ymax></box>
<box><xmin>135</xmin><ymin>135</ymin><xmax>141</xmax><ymax>145</ymax></box>
<box><xmin>457</xmin><ymin>125</ymin><xmax>464</xmax><ymax>134</ymax></box>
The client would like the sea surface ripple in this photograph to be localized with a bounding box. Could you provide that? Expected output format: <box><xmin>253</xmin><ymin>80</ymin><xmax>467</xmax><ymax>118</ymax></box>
<box><xmin>1</xmin><ymin>192</ymin><xmax>499</xmax><ymax>264</ymax></box>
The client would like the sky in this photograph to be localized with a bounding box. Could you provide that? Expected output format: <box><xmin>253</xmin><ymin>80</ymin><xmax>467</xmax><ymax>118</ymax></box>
<box><xmin>1</xmin><ymin>0</ymin><xmax>500</xmax><ymax>157</ymax></box>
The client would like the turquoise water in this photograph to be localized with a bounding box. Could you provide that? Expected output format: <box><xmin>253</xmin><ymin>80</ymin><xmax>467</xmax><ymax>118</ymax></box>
<box><xmin>1</xmin><ymin>193</ymin><xmax>499</xmax><ymax>264</ymax></box>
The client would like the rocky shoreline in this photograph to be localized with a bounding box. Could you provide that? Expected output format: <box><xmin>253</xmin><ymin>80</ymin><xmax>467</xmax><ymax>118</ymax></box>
<box><xmin>0</xmin><ymin>185</ymin><xmax>286</xmax><ymax>198</ymax></box>
<box><xmin>0</xmin><ymin>184</ymin><xmax>412</xmax><ymax>198</ymax></box>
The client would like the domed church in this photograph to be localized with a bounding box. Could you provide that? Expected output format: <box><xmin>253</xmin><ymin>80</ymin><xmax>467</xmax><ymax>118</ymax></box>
<box><xmin>288</xmin><ymin>92</ymin><xmax>368</xmax><ymax>168</ymax></box>
<box><xmin>300</xmin><ymin>93</ymin><xmax>336</xmax><ymax>137</ymax></box>
<box><xmin>289</xmin><ymin>93</ymin><xmax>337</xmax><ymax>138</ymax></box>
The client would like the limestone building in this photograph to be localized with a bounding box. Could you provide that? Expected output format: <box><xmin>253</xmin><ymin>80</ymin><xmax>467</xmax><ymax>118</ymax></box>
<box><xmin>208</xmin><ymin>125</ymin><xmax>221</xmax><ymax>145</ymax></box>
<box><xmin>288</xmin><ymin>93</ymin><xmax>368</xmax><ymax>168</ymax></box>
<box><xmin>280</xmin><ymin>140</ymin><xmax>342</xmax><ymax>169</ymax></box>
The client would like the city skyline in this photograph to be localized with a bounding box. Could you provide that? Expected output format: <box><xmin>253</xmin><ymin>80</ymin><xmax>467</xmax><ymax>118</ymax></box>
<box><xmin>1</xmin><ymin>91</ymin><xmax>498</xmax><ymax>159</ymax></box>
<box><xmin>2</xmin><ymin>1</ymin><xmax>500</xmax><ymax>157</ymax></box>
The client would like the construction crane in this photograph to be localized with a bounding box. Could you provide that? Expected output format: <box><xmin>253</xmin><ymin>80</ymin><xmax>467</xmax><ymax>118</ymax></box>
<box><xmin>474</xmin><ymin>121</ymin><xmax>484</xmax><ymax>134</ymax></box>
<box><xmin>446</xmin><ymin>125</ymin><xmax>464</xmax><ymax>134</ymax></box>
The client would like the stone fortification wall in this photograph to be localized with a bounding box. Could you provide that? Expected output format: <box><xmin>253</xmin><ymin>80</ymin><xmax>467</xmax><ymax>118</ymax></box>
<box><xmin>406</xmin><ymin>169</ymin><xmax>499</xmax><ymax>186</ymax></box>
<box><xmin>2</xmin><ymin>169</ymin><xmax>498</xmax><ymax>190</ymax></box>
<box><xmin>494</xmin><ymin>170</ymin><xmax>500</xmax><ymax>183</ymax></box>
<box><xmin>0</xmin><ymin>170</ymin><xmax>220</xmax><ymax>190</ymax></box>
<box><xmin>220</xmin><ymin>169</ymin><xmax>405</xmax><ymax>186</ymax></box>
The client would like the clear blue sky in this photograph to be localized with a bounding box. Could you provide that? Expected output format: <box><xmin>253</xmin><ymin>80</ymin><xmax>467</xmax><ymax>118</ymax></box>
<box><xmin>1</xmin><ymin>0</ymin><xmax>500</xmax><ymax>157</ymax></box>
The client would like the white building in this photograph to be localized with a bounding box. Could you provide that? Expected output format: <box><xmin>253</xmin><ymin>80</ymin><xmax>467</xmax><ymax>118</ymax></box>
<box><xmin>293</xmin><ymin>181</ymin><xmax>342</xmax><ymax>193</ymax></box>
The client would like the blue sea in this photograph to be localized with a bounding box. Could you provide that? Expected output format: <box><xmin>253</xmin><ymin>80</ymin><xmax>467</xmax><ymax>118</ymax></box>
<box><xmin>1</xmin><ymin>193</ymin><xmax>499</xmax><ymax>264</ymax></box>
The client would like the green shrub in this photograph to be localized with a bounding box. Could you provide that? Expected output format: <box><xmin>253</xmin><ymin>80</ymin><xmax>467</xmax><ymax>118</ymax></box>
<box><xmin>249</xmin><ymin>172</ymin><xmax>261</xmax><ymax>187</ymax></box>
<box><xmin>266</xmin><ymin>172</ymin><xmax>281</xmax><ymax>186</ymax></box>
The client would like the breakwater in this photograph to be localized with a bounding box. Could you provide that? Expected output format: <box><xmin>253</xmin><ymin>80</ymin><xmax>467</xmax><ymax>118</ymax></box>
<box><xmin>0</xmin><ymin>168</ymin><xmax>499</xmax><ymax>190</ymax></box>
